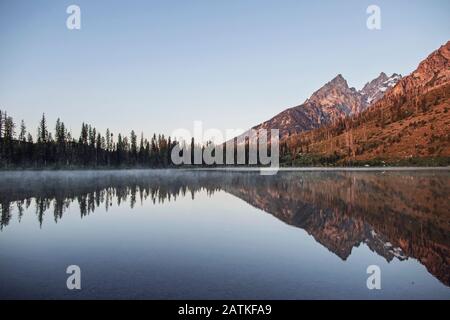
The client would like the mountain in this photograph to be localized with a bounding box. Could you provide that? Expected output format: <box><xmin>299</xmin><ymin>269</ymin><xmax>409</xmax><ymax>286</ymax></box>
<box><xmin>391</xmin><ymin>42</ymin><xmax>450</xmax><ymax>96</ymax></box>
<box><xmin>219</xmin><ymin>172</ymin><xmax>450</xmax><ymax>286</ymax></box>
<box><xmin>303</xmin><ymin>74</ymin><xmax>363</xmax><ymax>118</ymax></box>
<box><xmin>360</xmin><ymin>72</ymin><xmax>402</xmax><ymax>105</ymax></box>
<box><xmin>236</xmin><ymin>72</ymin><xmax>401</xmax><ymax>141</ymax></box>
<box><xmin>287</xmin><ymin>41</ymin><xmax>450</xmax><ymax>162</ymax></box>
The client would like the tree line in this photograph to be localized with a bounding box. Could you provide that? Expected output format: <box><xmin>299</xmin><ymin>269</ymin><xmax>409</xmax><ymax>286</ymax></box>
<box><xmin>0</xmin><ymin>109</ymin><xmax>177</xmax><ymax>168</ymax></box>
<box><xmin>0</xmin><ymin>109</ymin><xmax>287</xmax><ymax>168</ymax></box>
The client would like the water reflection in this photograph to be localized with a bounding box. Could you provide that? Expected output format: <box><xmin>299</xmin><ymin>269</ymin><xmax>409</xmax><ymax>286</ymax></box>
<box><xmin>0</xmin><ymin>169</ymin><xmax>449</xmax><ymax>287</ymax></box>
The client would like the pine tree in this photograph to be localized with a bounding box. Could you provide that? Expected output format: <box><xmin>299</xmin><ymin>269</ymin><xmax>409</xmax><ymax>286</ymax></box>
<box><xmin>130</xmin><ymin>130</ymin><xmax>137</xmax><ymax>163</ymax></box>
<box><xmin>3</xmin><ymin>114</ymin><xmax>15</xmax><ymax>164</ymax></box>
<box><xmin>55</xmin><ymin>118</ymin><xmax>67</xmax><ymax>144</ymax></box>
<box><xmin>38</xmin><ymin>114</ymin><xmax>48</xmax><ymax>143</ymax></box>
<box><xmin>96</xmin><ymin>133</ymin><xmax>102</xmax><ymax>165</ymax></box>
<box><xmin>79</xmin><ymin>123</ymin><xmax>88</xmax><ymax>145</ymax></box>
<box><xmin>0</xmin><ymin>109</ymin><xmax>3</xmax><ymax>139</ymax></box>
<box><xmin>89</xmin><ymin>126</ymin><xmax>96</xmax><ymax>146</ymax></box>
<box><xmin>106</xmin><ymin>129</ymin><xmax>111</xmax><ymax>152</ymax></box>
<box><xmin>3</xmin><ymin>113</ymin><xmax>14</xmax><ymax>141</ymax></box>
<box><xmin>19</xmin><ymin>120</ymin><xmax>26</xmax><ymax>142</ymax></box>
<box><xmin>27</xmin><ymin>133</ymin><xmax>33</xmax><ymax>143</ymax></box>
<box><xmin>117</xmin><ymin>133</ymin><xmax>123</xmax><ymax>165</ymax></box>
<box><xmin>138</xmin><ymin>132</ymin><xmax>144</xmax><ymax>164</ymax></box>
<box><xmin>151</xmin><ymin>134</ymin><xmax>158</xmax><ymax>165</ymax></box>
<box><xmin>145</xmin><ymin>140</ymin><xmax>150</xmax><ymax>165</ymax></box>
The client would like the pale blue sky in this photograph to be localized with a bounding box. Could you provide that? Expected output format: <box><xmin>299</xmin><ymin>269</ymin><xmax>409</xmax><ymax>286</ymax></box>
<box><xmin>0</xmin><ymin>0</ymin><xmax>449</xmax><ymax>140</ymax></box>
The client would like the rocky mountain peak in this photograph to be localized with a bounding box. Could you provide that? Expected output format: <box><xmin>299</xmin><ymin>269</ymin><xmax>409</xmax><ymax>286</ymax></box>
<box><xmin>237</xmin><ymin>68</ymin><xmax>406</xmax><ymax>142</ymax></box>
<box><xmin>314</xmin><ymin>74</ymin><xmax>349</xmax><ymax>92</ymax></box>
<box><xmin>330</xmin><ymin>74</ymin><xmax>347</xmax><ymax>85</ymax></box>
<box><xmin>305</xmin><ymin>74</ymin><xmax>363</xmax><ymax>116</ymax></box>
<box><xmin>415</xmin><ymin>41</ymin><xmax>449</xmax><ymax>76</ymax></box>
<box><xmin>308</xmin><ymin>75</ymin><xmax>350</xmax><ymax>101</ymax></box>
<box><xmin>360</xmin><ymin>72</ymin><xmax>402</xmax><ymax>105</ymax></box>
<box><xmin>383</xmin><ymin>41</ymin><xmax>449</xmax><ymax>100</ymax></box>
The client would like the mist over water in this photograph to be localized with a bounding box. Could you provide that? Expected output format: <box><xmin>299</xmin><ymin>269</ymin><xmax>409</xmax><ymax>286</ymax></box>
<box><xmin>0</xmin><ymin>169</ymin><xmax>449</xmax><ymax>299</ymax></box>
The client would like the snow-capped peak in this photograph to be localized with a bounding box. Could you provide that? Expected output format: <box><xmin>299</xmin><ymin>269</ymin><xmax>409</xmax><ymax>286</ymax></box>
<box><xmin>360</xmin><ymin>73</ymin><xmax>402</xmax><ymax>106</ymax></box>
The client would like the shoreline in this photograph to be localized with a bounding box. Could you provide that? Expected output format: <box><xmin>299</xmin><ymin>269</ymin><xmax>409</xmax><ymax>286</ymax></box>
<box><xmin>0</xmin><ymin>166</ymin><xmax>449</xmax><ymax>174</ymax></box>
<box><xmin>192</xmin><ymin>166</ymin><xmax>450</xmax><ymax>172</ymax></box>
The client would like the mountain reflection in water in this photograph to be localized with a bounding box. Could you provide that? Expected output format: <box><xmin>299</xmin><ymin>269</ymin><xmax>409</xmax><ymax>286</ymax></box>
<box><xmin>0</xmin><ymin>169</ymin><xmax>449</xmax><ymax>288</ymax></box>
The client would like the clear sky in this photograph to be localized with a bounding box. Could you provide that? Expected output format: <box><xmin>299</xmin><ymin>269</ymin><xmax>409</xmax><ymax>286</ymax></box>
<box><xmin>0</xmin><ymin>0</ymin><xmax>449</xmax><ymax>140</ymax></box>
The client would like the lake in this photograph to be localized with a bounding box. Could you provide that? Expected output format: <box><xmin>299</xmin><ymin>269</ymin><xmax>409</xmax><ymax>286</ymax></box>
<box><xmin>0</xmin><ymin>169</ymin><xmax>449</xmax><ymax>299</ymax></box>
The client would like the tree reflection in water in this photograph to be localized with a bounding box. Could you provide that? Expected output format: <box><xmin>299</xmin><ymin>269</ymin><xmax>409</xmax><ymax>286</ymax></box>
<box><xmin>0</xmin><ymin>169</ymin><xmax>449</xmax><ymax>286</ymax></box>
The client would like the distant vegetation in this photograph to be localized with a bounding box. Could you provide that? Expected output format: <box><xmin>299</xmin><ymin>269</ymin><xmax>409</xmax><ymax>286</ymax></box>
<box><xmin>1</xmin><ymin>104</ymin><xmax>448</xmax><ymax>169</ymax></box>
<box><xmin>0</xmin><ymin>109</ymin><xmax>177</xmax><ymax>169</ymax></box>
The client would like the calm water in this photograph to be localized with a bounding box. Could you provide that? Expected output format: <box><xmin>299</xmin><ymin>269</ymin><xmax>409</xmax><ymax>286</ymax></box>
<box><xmin>0</xmin><ymin>169</ymin><xmax>449</xmax><ymax>299</ymax></box>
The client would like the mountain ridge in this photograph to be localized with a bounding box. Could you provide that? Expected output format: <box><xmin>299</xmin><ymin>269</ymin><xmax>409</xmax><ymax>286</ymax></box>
<box><xmin>285</xmin><ymin>41</ymin><xmax>450</xmax><ymax>162</ymax></box>
<box><xmin>237</xmin><ymin>72</ymin><xmax>401</xmax><ymax>141</ymax></box>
